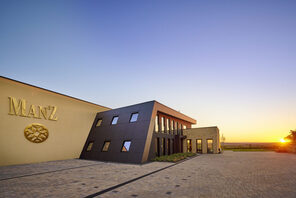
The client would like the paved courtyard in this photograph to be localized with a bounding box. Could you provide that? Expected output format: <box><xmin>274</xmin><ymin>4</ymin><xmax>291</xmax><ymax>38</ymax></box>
<box><xmin>0</xmin><ymin>151</ymin><xmax>296</xmax><ymax>198</ymax></box>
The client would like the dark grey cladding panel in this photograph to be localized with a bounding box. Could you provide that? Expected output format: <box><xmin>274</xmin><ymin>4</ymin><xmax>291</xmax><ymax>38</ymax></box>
<box><xmin>81</xmin><ymin>138</ymin><xmax>147</xmax><ymax>164</ymax></box>
<box><xmin>95</xmin><ymin>101</ymin><xmax>154</xmax><ymax>126</ymax></box>
<box><xmin>92</xmin><ymin>121</ymin><xmax>151</xmax><ymax>139</ymax></box>
<box><xmin>80</xmin><ymin>101</ymin><xmax>155</xmax><ymax>164</ymax></box>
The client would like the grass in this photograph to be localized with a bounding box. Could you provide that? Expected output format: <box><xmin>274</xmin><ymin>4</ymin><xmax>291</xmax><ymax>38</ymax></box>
<box><xmin>152</xmin><ymin>152</ymin><xmax>196</xmax><ymax>162</ymax></box>
<box><xmin>223</xmin><ymin>148</ymin><xmax>272</xmax><ymax>152</ymax></box>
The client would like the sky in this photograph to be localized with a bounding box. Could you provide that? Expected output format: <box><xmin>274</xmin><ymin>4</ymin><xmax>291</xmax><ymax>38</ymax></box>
<box><xmin>1</xmin><ymin>0</ymin><xmax>296</xmax><ymax>142</ymax></box>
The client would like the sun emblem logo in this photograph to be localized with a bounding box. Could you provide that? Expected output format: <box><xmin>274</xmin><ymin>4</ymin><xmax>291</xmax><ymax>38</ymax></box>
<box><xmin>24</xmin><ymin>123</ymin><xmax>49</xmax><ymax>143</ymax></box>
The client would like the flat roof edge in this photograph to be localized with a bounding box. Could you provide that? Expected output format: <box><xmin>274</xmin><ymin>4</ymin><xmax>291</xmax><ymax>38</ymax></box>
<box><xmin>154</xmin><ymin>101</ymin><xmax>196</xmax><ymax>124</ymax></box>
<box><xmin>187</xmin><ymin>126</ymin><xmax>219</xmax><ymax>129</ymax></box>
<box><xmin>0</xmin><ymin>76</ymin><xmax>111</xmax><ymax>110</ymax></box>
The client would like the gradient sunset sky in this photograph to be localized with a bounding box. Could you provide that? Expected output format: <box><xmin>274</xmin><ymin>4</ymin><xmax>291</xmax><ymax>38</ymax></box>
<box><xmin>1</xmin><ymin>0</ymin><xmax>295</xmax><ymax>142</ymax></box>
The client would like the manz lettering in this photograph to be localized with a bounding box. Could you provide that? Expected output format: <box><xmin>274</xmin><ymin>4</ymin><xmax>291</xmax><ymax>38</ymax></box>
<box><xmin>8</xmin><ymin>97</ymin><xmax>58</xmax><ymax>121</ymax></box>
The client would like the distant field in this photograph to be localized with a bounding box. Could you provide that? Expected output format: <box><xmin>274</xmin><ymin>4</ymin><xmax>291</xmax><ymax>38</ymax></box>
<box><xmin>223</xmin><ymin>148</ymin><xmax>273</xmax><ymax>152</ymax></box>
<box><xmin>222</xmin><ymin>142</ymin><xmax>279</xmax><ymax>151</ymax></box>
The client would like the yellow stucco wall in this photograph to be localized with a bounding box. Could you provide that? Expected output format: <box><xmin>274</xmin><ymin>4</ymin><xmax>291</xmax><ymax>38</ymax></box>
<box><xmin>183</xmin><ymin>127</ymin><xmax>220</xmax><ymax>154</ymax></box>
<box><xmin>0</xmin><ymin>77</ymin><xmax>110</xmax><ymax>166</ymax></box>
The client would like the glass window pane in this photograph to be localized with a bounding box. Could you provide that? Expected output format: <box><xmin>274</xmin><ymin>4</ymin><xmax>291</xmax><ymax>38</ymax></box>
<box><xmin>130</xmin><ymin>113</ymin><xmax>138</xmax><ymax>122</ymax></box>
<box><xmin>155</xmin><ymin>115</ymin><xmax>159</xmax><ymax>132</ymax></box>
<box><xmin>121</xmin><ymin>141</ymin><xmax>131</xmax><ymax>152</ymax></box>
<box><xmin>86</xmin><ymin>142</ymin><xmax>93</xmax><ymax>151</ymax></box>
<box><xmin>162</xmin><ymin>138</ymin><xmax>165</xmax><ymax>155</ymax></box>
<box><xmin>102</xmin><ymin>141</ymin><xmax>110</xmax><ymax>152</ymax></box>
<box><xmin>187</xmin><ymin>139</ymin><xmax>192</xmax><ymax>152</ymax></box>
<box><xmin>161</xmin><ymin>117</ymin><xmax>165</xmax><ymax>132</ymax></box>
<box><xmin>155</xmin><ymin>138</ymin><xmax>159</xmax><ymax>156</ymax></box>
<box><xmin>196</xmin><ymin>139</ymin><xmax>202</xmax><ymax>153</ymax></box>
<box><xmin>172</xmin><ymin>139</ymin><xmax>175</xmax><ymax>154</ymax></box>
<box><xmin>166</xmin><ymin>119</ymin><xmax>170</xmax><ymax>132</ymax></box>
<box><xmin>96</xmin><ymin>119</ymin><xmax>102</xmax><ymax>127</ymax></box>
<box><xmin>167</xmin><ymin>139</ymin><xmax>170</xmax><ymax>155</ymax></box>
<box><xmin>111</xmin><ymin>116</ymin><xmax>119</xmax><ymax>125</ymax></box>
<box><xmin>180</xmin><ymin>124</ymin><xmax>182</xmax><ymax>135</ymax></box>
<box><xmin>207</xmin><ymin>139</ymin><xmax>213</xmax><ymax>153</ymax></box>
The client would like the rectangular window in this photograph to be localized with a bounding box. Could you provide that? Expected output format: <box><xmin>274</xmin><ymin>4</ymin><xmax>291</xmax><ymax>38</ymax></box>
<box><xmin>121</xmin><ymin>141</ymin><xmax>131</xmax><ymax>152</ymax></box>
<box><xmin>181</xmin><ymin>139</ymin><xmax>183</xmax><ymax>152</ymax></box>
<box><xmin>162</xmin><ymin>138</ymin><xmax>166</xmax><ymax>155</ymax></box>
<box><xmin>180</xmin><ymin>124</ymin><xmax>183</xmax><ymax>135</ymax></box>
<box><xmin>167</xmin><ymin>139</ymin><xmax>171</xmax><ymax>155</ymax></box>
<box><xmin>86</xmin><ymin>141</ymin><xmax>94</xmax><ymax>151</ymax></box>
<box><xmin>166</xmin><ymin>118</ymin><xmax>170</xmax><ymax>133</ymax></box>
<box><xmin>207</xmin><ymin>139</ymin><xmax>213</xmax><ymax>154</ymax></box>
<box><xmin>187</xmin><ymin>139</ymin><xmax>192</xmax><ymax>152</ymax></box>
<box><xmin>155</xmin><ymin>138</ymin><xmax>160</xmax><ymax>157</ymax></box>
<box><xmin>155</xmin><ymin>115</ymin><xmax>159</xmax><ymax>132</ymax></box>
<box><xmin>161</xmin><ymin>117</ymin><xmax>165</xmax><ymax>132</ymax></box>
<box><xmin>102</xmin><ymin>141</ymin><xmax>111</xmax><ymax>152</ymax></box>
<box><xmin>183</xmin><ymin>125</ymin><xmax>187</xmax><ymax>130</ymax></box>
<box><xmin>130</xmin><ymin>113</ymin><xmax>139</xmax><ymax>122</ymax></box>
<box><xmin>172</xmin><ymin>139</ymin><xmax>175</xmax><ymax>154</ymax></box>
<box><xmin>111</xmin><ymin>116</ymin><xmax>119</xmax><ymax>125</ymax></box>
<box><xmin>196</xmin><ymin>139</ymin><xmax>202</xmax><ymax>153</ymax></box>
<box><xmin>96</xmin><ymin>119</ymin><xmax>102</xmax><ymax>127</ymax></box>
<box><xmin>174</xmin><ymin>122</ymin><xmax>177</xmax><ymax>135</ymax></box>
<box><xmin>171</xmin><ymin>120</ymin><xmax>174</xmax><ymax>131</ymax></box>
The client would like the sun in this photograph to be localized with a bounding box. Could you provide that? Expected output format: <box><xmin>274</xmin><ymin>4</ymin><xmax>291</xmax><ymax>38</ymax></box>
<box><xmin>280</xmin><ymin>138</ymin><xmax>286</xmax><ymax>143</ymax></box>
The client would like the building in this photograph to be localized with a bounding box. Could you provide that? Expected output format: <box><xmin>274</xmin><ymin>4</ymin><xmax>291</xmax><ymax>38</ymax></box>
<box><xmin>80</xmin><ymin>101</ymin><xmax>220</xmax><ymax>164</ymax></box>
<box><xmin>183</xmin><ymin>127</ymin><xmax>220</xmax><ymax>154</ymax></box>
<box><xmin>0</xmin><ymin>76</ymin><xmax>110</xmax><ymax>166</ymax></box>
<box><xmin>0</xmin><ymin>76</ymin><xmax>220</xmax><ymax>166</ymax></box>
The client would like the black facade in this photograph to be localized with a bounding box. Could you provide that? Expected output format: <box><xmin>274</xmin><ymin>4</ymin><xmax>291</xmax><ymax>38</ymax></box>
<box><xmin>80</xmin><ymin>101</ymin><xmax>196</xmax><ymax>164</ymax></box>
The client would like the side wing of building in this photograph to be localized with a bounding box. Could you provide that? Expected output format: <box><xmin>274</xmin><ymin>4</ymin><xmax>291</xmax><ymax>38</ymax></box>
<box><xmin>183</xmin><ymin>127</ymin><xmax>220</xmax><ymax>154</ymax></box>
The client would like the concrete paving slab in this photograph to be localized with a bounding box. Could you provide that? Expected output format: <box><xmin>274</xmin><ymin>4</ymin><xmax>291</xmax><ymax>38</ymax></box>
<box><xmin>1</xmin><ymin>152</ymin><xmax>296</xmax><ymax>198</ymax></box>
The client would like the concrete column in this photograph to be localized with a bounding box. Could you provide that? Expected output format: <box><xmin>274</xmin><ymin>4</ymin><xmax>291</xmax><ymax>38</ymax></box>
<box><xmin>202</xmin><ymin>139</ymin><xmax>207</xmax><ymax>154</ymax></box>
<box><xmin>192</xmin><ymin>139</ymin><xmax>196</xmax><ymax>153</ymax></box>
<box><xmin>213</xmin><ymin>138</ymin><xmax>218</xmax><ymax>154</ymax></box>
<box><xmin>183</xmin><ymin>139</ymin><xmax>186</xmax><ymax>152</ymax></box>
